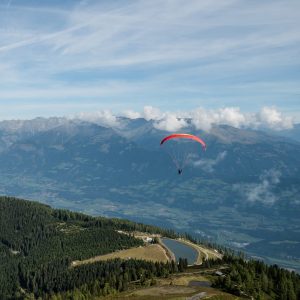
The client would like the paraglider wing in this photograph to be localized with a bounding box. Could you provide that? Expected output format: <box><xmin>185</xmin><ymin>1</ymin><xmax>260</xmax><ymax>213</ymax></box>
<box><xmin>160</xmin><ymin>133</ymin><xmax>206</xmax><ymax>173</ymax></box>
<box><xmin>160</xmin><ymin>133</ymin><xmax>206</xmax><ymax>150</ymax></box>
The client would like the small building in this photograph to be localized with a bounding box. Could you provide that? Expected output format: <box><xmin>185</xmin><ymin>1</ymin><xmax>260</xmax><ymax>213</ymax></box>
<box><xmin>215</xmin><ymin>271</ymin><xmax>225</xmax><ymax>277</ymax></box>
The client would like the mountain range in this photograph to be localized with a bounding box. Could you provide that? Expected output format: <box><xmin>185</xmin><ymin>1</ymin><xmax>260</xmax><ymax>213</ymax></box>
<box><xmin>0</xmin><ymin>116</ymin><xmax>299</xmax><ymax>271</ymax></box>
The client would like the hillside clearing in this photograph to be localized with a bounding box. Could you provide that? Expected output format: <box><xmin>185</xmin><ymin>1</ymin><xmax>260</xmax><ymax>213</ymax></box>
<box><xmin>101</xmin><ymin>271</ymin><xmax>240</xmax><ymax>299</ymax></box>
<box><xmin>71</xmin><ymin>244</ymin><xmax>169</xmax><ymax>267</ymax></box>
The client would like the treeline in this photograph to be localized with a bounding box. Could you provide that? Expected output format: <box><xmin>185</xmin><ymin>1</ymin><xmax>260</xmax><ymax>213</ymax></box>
<box><xmin>212</xmin><ymin>255</ymin><xmax>300</xmax><ymax>300</ymax></box>
<box><xmin>53</xmin><ymin>208</ymin><xmax>178</xmax><ymax>238</ymax></box>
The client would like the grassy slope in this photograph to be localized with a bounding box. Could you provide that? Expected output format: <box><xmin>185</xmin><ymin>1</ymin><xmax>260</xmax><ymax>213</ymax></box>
<box><xmin>72</xmin><ymin>244</ymin><xmax>169</xmax><ymax>266</ymax></box>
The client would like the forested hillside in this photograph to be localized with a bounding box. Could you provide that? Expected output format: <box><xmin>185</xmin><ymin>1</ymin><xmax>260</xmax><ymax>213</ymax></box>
<box><xmin>211</xmin><ymin>256</ymin><xmax>300</xmax><ymax>300</ymax></box>
<box><xmin>0</xmin><ymin>196</ymin><xmax>176</xmax><ymax>299</ymax></box>
<box><xmin>1</xmin><ymin>196</ymin><xmax>299</xmax><ymax>300</ymax></box>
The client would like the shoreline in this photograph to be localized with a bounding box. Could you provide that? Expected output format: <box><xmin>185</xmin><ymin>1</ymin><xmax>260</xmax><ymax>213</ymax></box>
<box><xmin>158</xmin><ymin>237</ymin><xmax>176</xmax><ymax>262</ymax></box>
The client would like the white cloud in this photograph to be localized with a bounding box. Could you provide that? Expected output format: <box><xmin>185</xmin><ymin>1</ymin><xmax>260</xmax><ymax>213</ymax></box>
<box><xmin>140</xmin><ymin>106</ymin><xmax>188</xmax><ymax>131</ymax></box>
<box><xmin>192</xmin><ymin>151</ymin><xmax>227</xmax><ymax>172</ymax></box>
<box><xmin>217</xmin><ymin>107</ymin><xmax>247</xmax><ymax>128</ymax></box>
<box><xmin>122</xmin><ymin>109</ymin><xmax>141</xmax><ymax>119</ymax></box>
<box><xmin>190</xmin><ymin>106</ymin><xmax>294</xmax><ymax>131</ymax></box>
<box><xmin>258</xmin><ymin>106</ymin><xmax>293</xmax><ymax>130</ymax></box>
<box><xmin>190</xmin><ymin>108</ymin><xmax>216</xmax><ymax>131</ymax></box>
<box><xmin>143</xmin><ymin>106</ymin><xmax>163</xmax><ymax>121</ymax></box>
<box><xmin>191</xmin><ymin>107</ymin><xmax>248</xmax><ymax>131</ymax></box>
<box><xmin>130</xmin><ymin>105</ymin><xmax>295</xmax><ymax>132</ymax></box>
<box><xmin>234</xmin><ymin>169</ymin><xmax>281</xmax><ymax>205</ymax></box>
<box><xmin>153</xmin><ymin>113</ymin><xmax>188</xmax><ymax>132</ymax></box>
<box><xmin>75</xmin><ymin>110</ymin><xmax>120</xmax><ymax>128</ymax></box>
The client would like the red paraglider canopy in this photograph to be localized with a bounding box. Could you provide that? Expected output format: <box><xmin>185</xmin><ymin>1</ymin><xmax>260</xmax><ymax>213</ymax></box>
<box><xmin>160</xmin><ymin>133</ymin><xmax>206</xmax><ymax>150</ymax></box>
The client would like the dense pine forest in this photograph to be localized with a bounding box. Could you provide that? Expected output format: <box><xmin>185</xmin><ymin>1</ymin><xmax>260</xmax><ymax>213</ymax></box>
<box><xmin>204</xmin><ymin>256</ymin><xmax>300</xmax><ymax>300</ymax></box>
<box><xmin>214</xmin><ymin>256</ymin><xmax>300</xmax><ymax>300</ymax></box>
<box><xmin>0</xmin><ymin>196</ymin><xmax>299</xmax><ymax>299</ymax></box>
<box><xmin>0</xmin><ymin>196</ymin><xmax>177</xmax><ymax>299</ymax></box>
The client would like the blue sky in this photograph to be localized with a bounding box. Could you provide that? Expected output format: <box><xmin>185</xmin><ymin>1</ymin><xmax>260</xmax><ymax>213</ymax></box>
<box><xmin>0</xmin><ymin>0</ymin><xmax>299</xmax><ymax>121</ymax></box>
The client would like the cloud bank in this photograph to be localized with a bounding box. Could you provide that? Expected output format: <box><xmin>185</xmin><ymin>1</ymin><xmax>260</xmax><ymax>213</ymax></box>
<box><xmin>153</xmin><ymin>113</ymin><xmax>188</xmax><ymax>132</ymax></box>
<box><xmin>190</xmin><ymin>107</ymin><xmax>293</xmax><ymax>131</ymax></box>
<box><xmin>120</xmin><ymin>106</ymin><xmax>294</xmax><ymax>132</ymax></box>
<box><xmin>122</xmin><ymin>109</ymin><xmax>142</xmax><ymax>119</ymax></box>
<box><xmin>72</xmin><ymin>106</ymin><xmax>295</xmax><ymax>132</ymax></box>
<box><xmin>143</xmin><ymin>106</ymin><xmax>162</xmax><ymax>122</ymax></box>
<box><xmin>75</xmin><ymin>110</ymin><xmax>120</xmax><ymax>128</ymax></box>
<box><xmin>258</xmin><ymin>107</ymin><xmax>293</xmax><ymax>130</ymax></box>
